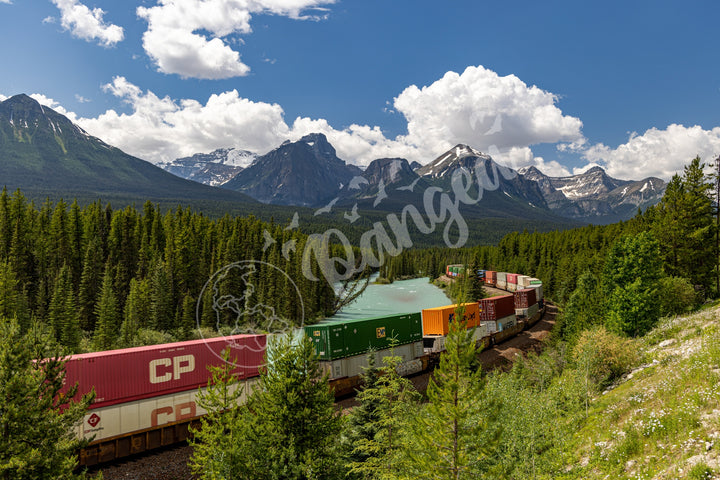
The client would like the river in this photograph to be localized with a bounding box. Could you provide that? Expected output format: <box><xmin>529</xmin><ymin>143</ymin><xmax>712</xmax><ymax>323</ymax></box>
<box><xmin>326</xmin><ymin>275</ymin><xmax>453</xmax><ymax>321</ymax></box>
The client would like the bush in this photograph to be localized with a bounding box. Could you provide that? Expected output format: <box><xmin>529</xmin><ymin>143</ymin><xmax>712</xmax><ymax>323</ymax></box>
<box><xmin>572</xmin><ymin>326</ymin><xmax>639</xmax><ymax>390</ymax></box>
<box><xmin>658</xmin><ymin>276</ymin><xmax>696</xmax><ymax>316</ymax></box>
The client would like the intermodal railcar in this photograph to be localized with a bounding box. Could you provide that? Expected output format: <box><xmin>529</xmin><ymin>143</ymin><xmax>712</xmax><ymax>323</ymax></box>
<box><xmin>68</xmin><ymin>267</ymin><xmax>545</xmax><ymax>466</ymax></box>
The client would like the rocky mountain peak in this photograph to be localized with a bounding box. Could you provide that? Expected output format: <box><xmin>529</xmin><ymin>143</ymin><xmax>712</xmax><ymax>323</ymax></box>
<box><xmin>416</xmin><ymin>144</ymin><xmax>492</xmax><ymax>179</ymax></box>
<box><xmin>362</xmin><ymin>158</ymin><xmax>417</xmax><ymax>186</ymax></box>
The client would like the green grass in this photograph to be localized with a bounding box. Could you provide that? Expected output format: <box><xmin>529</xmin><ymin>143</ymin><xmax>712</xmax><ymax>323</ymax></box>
<box><xmin>560</xmin><ymin>306</ymin><xmax>720</xmax><ymax>479</ymax></box>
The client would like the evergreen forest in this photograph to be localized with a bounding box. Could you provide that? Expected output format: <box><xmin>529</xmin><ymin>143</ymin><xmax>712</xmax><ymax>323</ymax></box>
<box><xmin>2</xmin><ymin>156</ymin><xmax>720</xmax><ymax>479</ymax></box>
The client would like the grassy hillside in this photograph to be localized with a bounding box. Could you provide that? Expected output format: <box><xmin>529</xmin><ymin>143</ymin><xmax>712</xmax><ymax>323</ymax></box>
<box><xmin>564</xmin><ymin>305</ymin><xmax>720</xmax><ymax>479</ymax></box>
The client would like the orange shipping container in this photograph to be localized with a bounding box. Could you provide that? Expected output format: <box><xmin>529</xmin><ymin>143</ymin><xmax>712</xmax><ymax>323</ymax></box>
<box><xmin>421</xmin><ymin>302</ymin><xmax>480</xmax><ymax>335</ymax></box>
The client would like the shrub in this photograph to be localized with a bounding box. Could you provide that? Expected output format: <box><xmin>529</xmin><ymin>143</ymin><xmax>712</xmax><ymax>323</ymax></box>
<box><xmin>658</xmin><ymin>276</ymin><xmax>697</xmax><ymax>316</ymax></box>
<box><xmin>572</xmin><ymin>326</ymin><xmax>639</xmax><ymax>391</ymax></box>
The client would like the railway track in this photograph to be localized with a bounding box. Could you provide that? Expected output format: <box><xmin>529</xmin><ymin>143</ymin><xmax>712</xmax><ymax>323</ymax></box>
<box><xmin>93</xmin><ymin>303</ymin><xmax>557</xmax><ymax>479</ymax></box>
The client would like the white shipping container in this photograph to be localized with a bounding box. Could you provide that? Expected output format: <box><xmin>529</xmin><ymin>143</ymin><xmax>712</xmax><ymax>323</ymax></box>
<box><xmin>496</xmin><ymin>314</ymin><xmax>516</xmax><ymax>332</ymax></box>
<box><xmin>518</xmin><ymin>275</ymin><xmax>531</xmax><ymax>287</ymax></box>
<box><xmin>507</xmin><ymin>283</ymin><xmax>518</xmax><ymax>292</ymax></box>
<box><xmin>528</xmin><ymin>284</ymin><xmax>544</xmax><ymax>301</ymax></box>
<box><xmin>478</xmin><ymin>321</ymin><xmax>497</xmax><ymax>336</ymax></box>
<box><xmin>76</xmin><ymin>378</ymin><xmax>259</xmax><ymax>443</ymax></box>
<box><xmin>515</xmin><ymin>303</ymin><xmax>540</xmax><ymax>318</ymax></box>
<box><xmin>320</xmin><ymin>341</ymin><xmax>424</xmax><ymax>379</ymax></box>
<box><xmin>496</xmin><ymin>280</ymin><xmax>507</xmax><ymax>290</ymax></box>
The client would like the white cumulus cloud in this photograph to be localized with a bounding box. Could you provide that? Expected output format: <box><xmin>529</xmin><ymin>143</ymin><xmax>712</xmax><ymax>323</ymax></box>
<box><xmin>76</xmin><ymin>76</ymin><xmax>291</xmax><ymax>163</ymax></box>
<box><xmin>582</xmin><ymin>124</ymin><xmax>720</xmax><ymax>180</ymax></box>
<box><xmin>393</xmin><ymin>65</ymin><xmax>585</xmax><ymax>160</ymax></box>
<box><xmin>35</xmin><ymin>65</ymin><xmax>591</xmax><ymax>168</ymax></box>
<box><xmin>136</xmin><ymin>0</ymin><xmax>335</xmax><ymax>79</ymax></box>
<box><xmin>26</xmin><ymin>66</ymin><xmax>716</xmax><ymax>182</ymax></box>
<box><xmin>51</xmin><ymin>0</ymin><xmax>124</xmax><ymax>47</ymax></box>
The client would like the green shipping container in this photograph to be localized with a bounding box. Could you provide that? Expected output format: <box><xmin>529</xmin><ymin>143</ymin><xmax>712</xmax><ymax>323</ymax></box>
<box><xmin>304</xmin><ymin>312</ymin><xmax>422</xmax><ymax>360</ymax></box>
<box><xmin>304</xmin><ymin>323</ymin><xmax>346</xmax><ymax>360</ymax></box>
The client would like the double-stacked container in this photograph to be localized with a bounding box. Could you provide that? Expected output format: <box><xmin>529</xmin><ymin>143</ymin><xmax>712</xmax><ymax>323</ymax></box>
<box><xmin>478</xmin><ymin>294</ymin><xmax>516</xmax><ymax>335</ymax></box>
<box><xmin>65</xmin><ymin>335</ymin><xmax>267</xmax><ymax>444</ymax></box>
<box><xmin>421</xmin><ymin>303</ymin><xmax>480</xmax><ymax>335</ymax></box>
<box><xmin>506</xmin><ymin>273</ymin><xmax>519</xmax><ymax>292</ymax></box>
<box><xmin>514</xmin><ymin>288</ymin><xmax>539</xmax><ymax>318</ymax></box>
<box><xmin>305</xmin><ymin>313</ymin><xmax>423</xmax><ymax>361</ymax></box>
<box><xmin>496</xmin><ymin>272</ymin><xmax>508</xmax><ymax>290</ymax></box>
<box><xmin>518</xmin><ymin>275</ymin><xmax>531</xmax><ymax>288</ymax></box>
<box><xmin>485</xmin><ymin>270</ymin><xmax>497</xmax><ymax>286</ymax></box>
<box><xmin>305</xmin><ymin>313</ymin><xmax>424</xmax><ymax>380</ymax></box>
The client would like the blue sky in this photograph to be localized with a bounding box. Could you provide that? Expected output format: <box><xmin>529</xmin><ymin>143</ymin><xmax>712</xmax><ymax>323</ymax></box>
<box><xmin>0</xmin><ymin>0</ymin><xmax>718</xmax><ymax>180</ymax></box>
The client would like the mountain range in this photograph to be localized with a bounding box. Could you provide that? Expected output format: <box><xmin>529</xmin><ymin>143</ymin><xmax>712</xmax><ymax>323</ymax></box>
<box><xmin>0</xmin><ymin>94</ymin><xmax>256</xmax><ymax>209</ymax></box>
<box><xmin>0</xmin><ymin>94</ymin><xmax>665</xmax><ymax>230</ymax></box>
<box><xmin>179</xmin><ymin>136</ymin><xmax>664</xmax><ymax>223</ymax></box>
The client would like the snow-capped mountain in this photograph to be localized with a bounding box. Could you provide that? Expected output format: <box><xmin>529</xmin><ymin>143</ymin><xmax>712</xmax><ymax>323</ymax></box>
<box><xmin>0</xmin><ymin>94</ymin><xmax>256</xmax><ymax>205</ymax></box>
<box><xmin>417</xmin><ymin>144</ymin><xmax>491</xmax><ymax>179</ymax></box>
<box><xmin>519</xmin><ymin>165</ymin><xmax>666</xmax><ymax>221</ymax></box>
<box><xmin>417</xmin><ymin>144</ymin><xmax>549</xmax><ymax>209</ymax></box>
<box><xmin>159</xmin><ymin>147</ymin><xmax>257</xmax><ymax>186</ymax></box>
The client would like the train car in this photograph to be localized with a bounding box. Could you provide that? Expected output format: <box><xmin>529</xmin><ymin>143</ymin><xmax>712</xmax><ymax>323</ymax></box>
<box><xmin>67</xmin><ymin>335</ymin><xmax>266</xmax><ymax>465</ymax></box>
<box><xmin>304</xmin><ymin>313</ymin><xmax>426</xmax><ymax>396</ymax></box>
<box><xmin>496</xmin><ymin>272</ymin><xmax>508</xmax><ymax>290</ymax></box>
<box><xmin>67</xmin><ymin>270</ymin><xmax>547</xmax><ymax>467</ymax></box>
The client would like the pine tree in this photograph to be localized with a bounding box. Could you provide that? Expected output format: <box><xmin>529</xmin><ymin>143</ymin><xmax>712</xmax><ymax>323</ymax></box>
<box><xmin>93</xmin><ymin>266</ymin><xmax>120</xmax><ymax>351</ymax></box>
<box><xmin>0</xmin><ymin>317</ymin><xmax>94</xmax><ymax>479</ymax></box>
<box><xmin>48</xmin><ymin>264</ymin><xmax>81</xmax><ymax>352</ymax></box>
<box><xmin>603</xmin><ymin>232</ymin><xmax>663</xmax><ymax>337</ymax></box>
<box><xmin>346</xmin><ymin>348</ymin><xmax>419</xmax><ymax>480</ymax></box>
<box><xmin>240</xmin><ymin>334</ymin><xmax>343</xmax><ymax>479</ymax></box>
<box><xmin>189</xmin><ymin>347</ymin><xmax>248</xmax><ymax>479</ymax></box>
<box><xmin>401</xmin><ymin>309</ymin><xmax>488</xmax><ymax>479</ymax></box>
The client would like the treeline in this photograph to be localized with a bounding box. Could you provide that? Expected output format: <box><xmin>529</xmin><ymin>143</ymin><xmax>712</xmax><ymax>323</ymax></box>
<box><xmin>0</xmin><ymin>189</ymin><xmax>337</xmax><ymax>353</ymax></box>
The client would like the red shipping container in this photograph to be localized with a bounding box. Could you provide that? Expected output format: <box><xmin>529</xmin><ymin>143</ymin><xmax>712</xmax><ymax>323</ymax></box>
<box><xmin>485</xmin><ymin>270</ymin><xmax>497</xmax><ymax>285</ymax></box>
<box><xmin>62</xmin><ymin>335</ymin><xmax>266</xmax><ymax>409</ymax></box>
<box><xmin>506</xmin><ymin>273</ymin><xmax>519</xmax><ymax>284</ymax></box>
<box><xmin>478</xmin><ymin>295</ymin><xmax>515</xmax><ymax>321</ymax></box>
<box><xmin>514</xmin><ymin>288</ymin><xmax>537</xmax><ymax>309</ymax></box>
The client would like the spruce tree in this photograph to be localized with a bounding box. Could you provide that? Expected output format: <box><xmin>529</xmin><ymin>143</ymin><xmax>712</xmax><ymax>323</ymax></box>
<box><xmin>463</xmin><ymin>259</ymin><xmax>485</xmax><ymax>302</ymax></box>
<box><xmin>241</xmin><ymin>334</ymin><xmax>343</xmax><ymax>479</ymax></box>
<box><xmin>346</xmin><ymin>348</ymin><xmax>419</xmax><ymax>480</ymax></box>
<box><xmin>77</xmin><ymin>237</ymin><xmax>104</xmax><ymax>332</ymax></box>
<box><xmin>119</xmin><ymin>277</ymin><xmax>152</xmax><ymax>347</ymax></box>
<box><xmin>603</xmin><ymin>232</ymin><xmax>663</xmax><ymax>337</ymax></box>
<box><xmin>48</xmin><ymin>264</ymin><xmax>81</xmax><ymax>352</ymax></box>
<box><xmin>401</xmin><ymin>308</ymin><xmax>488</xmax><ymax>479</ymax></box>
<box><xmin>0</xmin><ymin>317</ymin><xmax>94</xmax><ymax>479</ymax></box>
<box><xmin>189</xmin><ymin>347</ymin><xmax>248</xmax><ymax>479</ymax></box>
<box><xmin>93</xmin><ymin>266</ymin><xmax>120</xmax><ymax>351</ymax></box>
<box><xmin>561</xmin><ymin>270</ymin><xmax>605</xmax><ymax>342</ymax></box>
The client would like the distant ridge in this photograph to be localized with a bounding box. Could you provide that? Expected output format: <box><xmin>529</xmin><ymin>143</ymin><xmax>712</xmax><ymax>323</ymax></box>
<box><xmin>0</xmin><ymin>94</ymin><xmax>256</xmax><ymax>207</ymax></box>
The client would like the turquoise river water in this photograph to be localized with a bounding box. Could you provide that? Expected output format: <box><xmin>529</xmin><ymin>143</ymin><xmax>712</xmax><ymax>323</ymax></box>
<box><xmin>326</xmin><ymin>275</ymin><xmax>452</xmax><ymax>322</ymax></box>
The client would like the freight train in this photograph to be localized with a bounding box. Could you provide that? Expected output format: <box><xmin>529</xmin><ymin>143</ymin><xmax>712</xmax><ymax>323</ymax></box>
<box><xmin>67</xmin><ymin>268</ymin><xmax>545</xmax><ymax>466</ymax></box>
